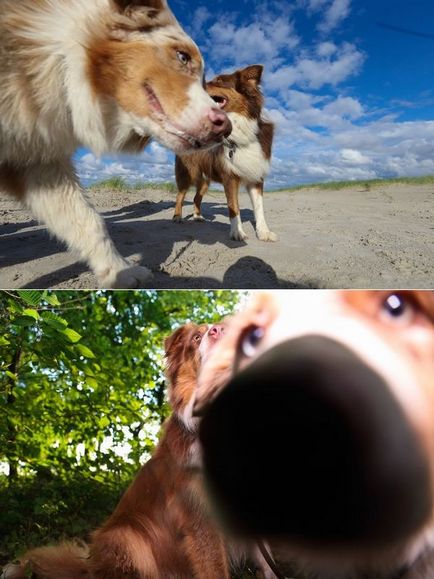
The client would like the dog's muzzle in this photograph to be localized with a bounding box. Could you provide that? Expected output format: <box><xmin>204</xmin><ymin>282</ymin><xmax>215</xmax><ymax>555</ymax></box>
<box><xmin>199</xmin><ymin>336</ymin><xmax>432</xmax><ymax>550</ymax></box>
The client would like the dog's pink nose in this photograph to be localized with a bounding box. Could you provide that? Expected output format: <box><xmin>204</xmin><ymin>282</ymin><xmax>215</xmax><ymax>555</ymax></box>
<box><xmin>209</xmin><ymin>324</ymin><xmax>226</xmax><ymax>340</ymax></box>
<box><xmin>208</xmin><ymin>108</ymin><xmax>232</xmax><ymax>138</ymax></box>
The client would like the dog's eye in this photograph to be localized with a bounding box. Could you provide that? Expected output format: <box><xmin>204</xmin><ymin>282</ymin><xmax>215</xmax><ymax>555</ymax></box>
<box><xmin>192</xmin><ymin>333</ymin><xmax>202</xmax><ymax>343</ymax></box>
<box><xmin>177</xmin><ymin>51</ymin><xmax>191</xmax><ymax>66</ymax></box>
<box><xmin>381</xmin><ymin>294</ymin><xmax>414</xmax><ymax>324</ymax></box>
<box><xmin>240</xmin><ymin>326</ymin><xmax>265</xmax><ymax>358</ymax></box>
<box><xmin>211</xmin><ymin>95</ymin><xmax>228</xmax><ymax>109</ymax></box>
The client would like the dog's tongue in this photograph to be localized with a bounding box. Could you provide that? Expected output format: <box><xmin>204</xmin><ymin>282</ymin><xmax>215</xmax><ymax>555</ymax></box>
<box><xmin>199</xmin><ymin>335</ymin><xmax>432</xmax><ymax>550</ymax></box>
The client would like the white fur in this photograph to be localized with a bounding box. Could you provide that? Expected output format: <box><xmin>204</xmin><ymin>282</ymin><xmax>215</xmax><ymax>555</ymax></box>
<box><xmin>230</xmin><ymin>216</ymin><xmax>248</xmax><ymax>242</ymax></box>
<box><xmin>223</xmin><ymin>113</ymin><xmax>270</xmax><ymax>184</ymax></box>
<box><xmin>0</xmin><ymin>0</ymin><xmax>220</xmax><ymax>286</ymax></box>
<box><xmin>247</xmin><ymin>185</ymin><xmax>277</xmax><ymax>242</ymax></box>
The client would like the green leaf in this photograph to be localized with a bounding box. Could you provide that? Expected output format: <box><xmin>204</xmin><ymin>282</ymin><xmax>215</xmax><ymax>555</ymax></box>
<box><xmin>86</xmin><ymin>377</ymin><xmax>99</xmax><ymax>389</ymax></box>
<box><xmin>41</xmin><ymin>311</ymin><xmax>68</xmax><ymax>330</ymax></box>
<box><xmin>17</xmin><ymin>291</ymin><xmax>43</xmax><ymax>307</ymax></box>
<box><xmin>5</xmin><ymin>370</ymin><xmax>17</xmax><ymax>381</ymax></box>
<box><xmin>61</xmin><ymin>328</ymin><xmax>82</xmax><ymax>343</ymax></box>
<box><xmin>23</xmin><ymin>309</ymin><xmax>40</xmax><ymax>321</ymax></box>
<box><xmin>13</xmin><ymin>316</ymin><xmax>36</xmax><ymax>327</ymax></box>
<box><xmin>75</xmin><ymin>344</ymin><xmax>96</xmax><ymax>359</ymax></box>
<box><xmin>0</xmin><ymin>336</ymin><xmax>11</xmax><ymax>345</ymax></box>
<box><xmin>43</xmin><ymin>293</ymin><xmax>61</xmax><ymax>306</ymax></box>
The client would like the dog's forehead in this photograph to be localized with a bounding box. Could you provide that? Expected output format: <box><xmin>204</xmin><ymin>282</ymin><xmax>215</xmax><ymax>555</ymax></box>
<box><xmin>208</xmin><ymin>71</ymin><xmax>237</xmax><ymax>89</ymax></box>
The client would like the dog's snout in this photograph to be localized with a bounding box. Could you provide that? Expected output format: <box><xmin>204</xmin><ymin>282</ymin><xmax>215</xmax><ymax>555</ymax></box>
<box><xmin>208</xmin><ymin>108</ymin><xmax>232</xmax><ymax>138</ymax></box>
<box><xmin>209</xmin><ymin>324</ymin><xmax>226</xmax><ymax>340</ymax></box>
<box><xmin>199</xmin><ymin>335</ymin><xmax>432</xmax><ymax>550</ymax></box>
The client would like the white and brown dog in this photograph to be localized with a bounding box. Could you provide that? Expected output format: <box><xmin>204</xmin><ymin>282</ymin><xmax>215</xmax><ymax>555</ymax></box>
<box><xmin>174</xmin><ymin>65</ymin><xmax>276</xmax><ymax>243</ymax></box>
<box><xmin>2</xmin><ymin>322</ymin><xmax>277</xmax><ymax>579</ymax></box>
<box><xmin>0</xmin><ymin>0</ymin><xmax>231</xmax><ymax>288</ymax></box>
<box><xmin>194</xmin><ymin>291</ymin><xmax>434</xmax><ymax>579</ymax></box>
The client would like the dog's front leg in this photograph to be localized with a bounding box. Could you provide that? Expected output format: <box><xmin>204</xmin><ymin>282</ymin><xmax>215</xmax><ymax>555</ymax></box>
<box><xmin>247</xmin><ymin>183</ymin><xmax>277</xmax><ymax>242</ymax></box>
<box><xmin>21</xmin><ymin>160</ymin><xmax>153</xmax><ymax>288</ymax></box>
<box><xmin>223</xmin><ymin>177</ymin><xmax>247</xmax><ymax>241</ymax></box>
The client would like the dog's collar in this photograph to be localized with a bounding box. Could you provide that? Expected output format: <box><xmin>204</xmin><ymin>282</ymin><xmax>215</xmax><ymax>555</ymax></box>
<box><xmin>223</xmin><ymin>138</ymin><xmax>237</xmax><ymax>160</ymax></box>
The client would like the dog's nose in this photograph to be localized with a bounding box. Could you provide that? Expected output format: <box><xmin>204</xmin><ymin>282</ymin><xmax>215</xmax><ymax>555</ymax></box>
<box><xmin>208</xmin><ymin>108</ymin><xmax>232</xmax><ymax>138</ymax></box>
<box><xmin>208</xmin><ymin>324</ymin><xmax>226</xmax><ymax>340</ymax></box>
<box><xmin>199</xmin><ymin>335</ymin><xmax>432</xmax><ymax>550</ymax></box>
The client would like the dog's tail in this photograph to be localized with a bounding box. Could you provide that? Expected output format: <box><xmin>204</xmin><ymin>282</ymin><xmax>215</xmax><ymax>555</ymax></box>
<box><xmin>1</xmin><ymin>541</ymin><xmax>90</xmax><ymax>579</ymax></box>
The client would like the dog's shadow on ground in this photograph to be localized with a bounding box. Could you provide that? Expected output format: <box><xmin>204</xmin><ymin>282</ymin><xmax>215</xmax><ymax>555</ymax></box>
<box><xmin>1</xmin><ymin>197</ymin><xmax>318</xmax><ymax>289</ymax></box>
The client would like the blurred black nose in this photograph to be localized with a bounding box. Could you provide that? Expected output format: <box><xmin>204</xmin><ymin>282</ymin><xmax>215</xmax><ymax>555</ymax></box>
<box><xmin>199</xmin><ymin>336</ymin><xmax>431</xmax><ymax>550</ymax></box>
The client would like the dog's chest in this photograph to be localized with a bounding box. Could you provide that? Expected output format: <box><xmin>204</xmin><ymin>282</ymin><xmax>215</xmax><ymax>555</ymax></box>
<box><xmin>222</xmin><ymin>113</ymin><xmax>270</xmax><ymax>184</ymax></box>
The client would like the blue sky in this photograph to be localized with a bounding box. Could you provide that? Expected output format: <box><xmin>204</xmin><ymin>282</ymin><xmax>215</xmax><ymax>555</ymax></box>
<box><xmin>76</xmin><ymin>0</ymin><xmax>434</xmax><ymax>189</ymax></box>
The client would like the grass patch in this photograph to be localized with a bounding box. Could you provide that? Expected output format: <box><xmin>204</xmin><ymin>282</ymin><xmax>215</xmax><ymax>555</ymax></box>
<box><xmin>273</xmin><ymin>175</ymin><xmax>434</xmax><ymax>192</ymax></box>
<box><xmin>89</xmin><ymin>177</ymin><xmax>177</xmax><ymax>193</ymax></box>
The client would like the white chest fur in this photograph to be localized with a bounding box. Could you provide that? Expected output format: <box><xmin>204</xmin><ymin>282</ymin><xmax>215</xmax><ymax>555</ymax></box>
<box><xmin>222</xmin><ymin>113</ymin><xmax>270</xmax><ymax>184</ymax></box>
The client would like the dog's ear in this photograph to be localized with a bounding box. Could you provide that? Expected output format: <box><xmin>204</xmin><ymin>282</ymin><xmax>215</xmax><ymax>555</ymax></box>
<box><xmin>113</xmin><ymin>0</ymin><xmax>167</xmax><ymax>12</ymax></box>
<box><xmin>164</xmin><ymin>325</ymin><xmax>189</xmax><ymax>358</ymax></box>
<box><xmin>111</xmin><ymin>0</ymin><xmax>175</xmax><ymax>35</ymax></box>
<box><xmin>239</xmin><ymin>65</ymin><xmax>264</xmax><ymax>87</ymax></box>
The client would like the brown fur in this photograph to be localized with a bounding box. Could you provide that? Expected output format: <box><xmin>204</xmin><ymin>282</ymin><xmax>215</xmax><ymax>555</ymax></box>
<box><xmin>3</xmin><ymin>324</ymin><xmax>230</xmax><ymax>579</ymax></box>
<box><xmin>173</xmin><ymin>65</ymin><xmax>276</xmax><ymax>242</ymax></box>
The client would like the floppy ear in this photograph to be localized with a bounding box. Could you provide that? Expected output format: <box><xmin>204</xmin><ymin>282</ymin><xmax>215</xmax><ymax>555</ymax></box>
<box><xmin>240</xmin><ymin>65</ymin><xmax>264</xmax><ymax>86</ymax></box>
<box><xmin>164</xmin><ymin>325</ymin><xmax>188</xmax><ymax>358</ymax></box>
<box><xmin>113</xmin><ymin>0</ymin><xmax>167</xmax><ymax>11</ymax></box>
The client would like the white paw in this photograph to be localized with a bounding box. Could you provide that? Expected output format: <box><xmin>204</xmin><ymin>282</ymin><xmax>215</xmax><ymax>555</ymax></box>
<box><xmin>257</xmin><ymin>229</ymin><xmax>278</xmax><ymax>242</ymax></box>
<box><xmin>193</xmin><ymin>214</ymin><xmax>206</xmax><ymax>222</ymax></box>
<box><xmin>99</xmin><ymin>264</ymin><xmax>153</xmax><ymax>289</ymax></box>
<box><xmin>230</xmin><ymin>228</ymin><xmax>248</xmax><ymax>242</ymax></box>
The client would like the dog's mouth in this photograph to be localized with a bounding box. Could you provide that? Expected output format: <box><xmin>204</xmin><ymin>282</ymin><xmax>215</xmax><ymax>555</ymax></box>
<box><xmin>199</xmin><ymin>335</ymin><xmax>432</xmax><ymax>552</ymax></box>
<box><xmin>143</xmin><ymin>84</ymin><xmax>223</xmax><ymax>151</ymax></box>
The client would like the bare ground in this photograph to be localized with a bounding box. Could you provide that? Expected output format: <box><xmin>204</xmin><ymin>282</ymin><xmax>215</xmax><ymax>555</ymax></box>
<box><xmin>0</xmin><ymin>183</ymin><xmax>433</xmax><ymax>289</ymax></box>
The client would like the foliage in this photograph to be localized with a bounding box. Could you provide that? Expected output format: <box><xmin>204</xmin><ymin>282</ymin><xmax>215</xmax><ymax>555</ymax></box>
<box><xmin>0</xmin><ymin>290</ymin><xmax>240</xmax><ymax>564</ymax></box>
<box><xmin>276</xmin><ymin>174</ymin><xmax>434</xmax><ymax>192</ymax></box>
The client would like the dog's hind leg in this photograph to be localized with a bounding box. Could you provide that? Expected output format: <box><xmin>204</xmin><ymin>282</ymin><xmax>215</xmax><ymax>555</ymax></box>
<box><xmin>247</xmin><ymin>183</ymin><xmax>277</xmax><ymax>242</ymax></box>
<box><xmin>174</xmin><ymin>156</ymin><xmax>192</xmax><ymax>223</ymax></box>
<box><xmin>193</xmin><ymin>176</ymin><xmax>209</xmax><ymax>222</ymax></box>
<box><xmin>17</xmin><ymin>160</ymin><xmax>153</xmax><ymax>288</ymax></box>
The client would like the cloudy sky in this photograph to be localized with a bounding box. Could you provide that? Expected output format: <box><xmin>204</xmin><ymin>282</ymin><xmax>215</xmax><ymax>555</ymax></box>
<box><xmin>76</xmin><ymin>0</ymin><xmax>434</xmax><ymax>189</ymax></box>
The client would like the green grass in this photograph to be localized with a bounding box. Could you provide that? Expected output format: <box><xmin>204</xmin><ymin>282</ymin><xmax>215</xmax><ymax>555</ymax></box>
<box><xmin>272</xmin><ymin>175</ymin><xmax>434</xmax><ymax>193</ymax></box>
<box><xmin>88</xmin><ymin>175</ymin><xmax>434</xmax><ymax>194</ymax></box>
<box><xmin>89</xmin><ymin>177</ymin><xmax>177</xmax><ymax>193</ymax></box>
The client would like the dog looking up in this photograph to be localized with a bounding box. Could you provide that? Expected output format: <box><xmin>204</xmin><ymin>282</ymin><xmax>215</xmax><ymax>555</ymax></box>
<box><xmin>174</xmin><ymin>65</ymin><xmax>276</xmax><ymax>243</ymax></box>
<box><xmin>2</xmin><ymin>323</ymin><xmax>231</xmax><ymax>579</ymax></box>
<box><xmin>0</xmin><ymin>0</ymin><xmax>231</xmax><ymax>288</ymax></box>
<box><xmin>193</xmin><ymin>291</ymin><xmax>434</xmax><ymax>579</ymax></box>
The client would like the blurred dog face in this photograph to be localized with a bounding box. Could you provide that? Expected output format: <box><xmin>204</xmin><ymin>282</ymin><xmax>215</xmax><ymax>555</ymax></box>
<box><xmin>164</xmin><ymin>322</ymin><xmax>226</xmax><ymax>427</ymax></box>
<box><xmin>194</xmin><ymin>291</ymin><xmax>434</xmax><ymax>573</ymax></box>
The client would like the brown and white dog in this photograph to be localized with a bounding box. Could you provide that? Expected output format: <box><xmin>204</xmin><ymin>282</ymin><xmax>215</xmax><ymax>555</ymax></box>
<box><xmin>194</xmin><ymin>291</ymin><xmax>434</xmax><ymax>579</ymax></box>
<box><xmin>0</xmin><ymin>0</ymin><xmax>231</xmax><ymax>288</ymax></box>
<box><xmin>173</xmin><ymin>65</ymin><xmax>276</xmax><ymax>243</ymax></box>
<box><xmin>2</xmin><ymin>323</ymin><xmax>276</xmax><ymax>579</ymax></box>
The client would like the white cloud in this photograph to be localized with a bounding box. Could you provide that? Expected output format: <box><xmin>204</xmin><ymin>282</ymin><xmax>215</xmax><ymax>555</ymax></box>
<box><xmin>318</xmin><ymin>0</ymin><xmax>352</xmax><ymax>34</ymax></box>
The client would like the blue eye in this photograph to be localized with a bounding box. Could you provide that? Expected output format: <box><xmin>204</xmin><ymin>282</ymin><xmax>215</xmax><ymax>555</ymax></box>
<box><xmin>382</xmin><ymin>294</ymin><xmax>413</xmax><ymax>323</ymax></box>
<box><xmin>241</xmin><ymin>326</ymin><xmax>264</xmax><ymax>358</ymax></box>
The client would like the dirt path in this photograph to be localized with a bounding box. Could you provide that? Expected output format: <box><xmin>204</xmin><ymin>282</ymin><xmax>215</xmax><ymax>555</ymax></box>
<box><xmin>1</xmin><ymin>184</ymin><xmax>433</xmax><ymax>289</ymax></box>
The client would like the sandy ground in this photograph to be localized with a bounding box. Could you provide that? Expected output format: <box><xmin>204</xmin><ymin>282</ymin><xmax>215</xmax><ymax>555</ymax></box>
<box><xmin>0</xmin><ymin>183</ymin><xmax>433</xmax><ymax>289</ymax></box>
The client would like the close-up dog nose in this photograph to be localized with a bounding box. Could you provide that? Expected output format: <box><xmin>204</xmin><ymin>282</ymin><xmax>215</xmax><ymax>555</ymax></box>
<box><xmin>199</xmin><ymin>335</ymin><xmax>432</xmax><ymax>550</ymax></box>
<box><xmin>208</xmin><ymin>108</ymin><xmax>232</xmax><ymax>138</ymax></box>
<box><xmin>209</xmin><ymin>324</ymin><xmax>226</xmax><ymax>339</ymax></box>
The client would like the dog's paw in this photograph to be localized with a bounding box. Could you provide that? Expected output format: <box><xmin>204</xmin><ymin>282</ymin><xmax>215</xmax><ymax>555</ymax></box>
<box><xmin>99</xmin><ymin>265</ymin><xmax>153</xmax><ymax>289</ymax></box>
<box><xmin>193</xmin><ymin>214</ymin><xmax>206</xmax><ymax>222</ymax></box>
<box><xmin>173</xmin><ymin>215</ymin><xmax>183</xmax><ymax>223</ymax></box>
<box><xmin>257</xmin><ymin>229</ymin><xmax>278</xmax><ymax>242</ymax></box>
<box><xmin>230</xmin><ymin>229</ymin><xmax>248</xmax><ymax>242</ymax></box>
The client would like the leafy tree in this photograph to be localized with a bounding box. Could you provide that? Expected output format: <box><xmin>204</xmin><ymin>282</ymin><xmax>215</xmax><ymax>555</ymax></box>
<box><xmin>0</xmin><ymin>290</ymin><xmax>240</xmax><ymax>563</ymax></box>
